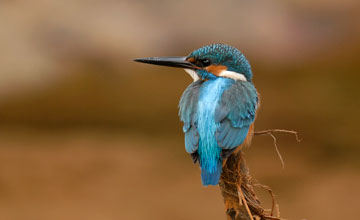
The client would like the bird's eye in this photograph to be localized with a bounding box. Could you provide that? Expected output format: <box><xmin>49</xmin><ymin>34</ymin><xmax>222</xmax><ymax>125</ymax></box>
<box><xmin>194</xmin><ymin>59</ymin><xmax>211</xmax><ymax>68</ymax></box>
<box><xmin>201</xmin><ymin>59</ymin><xmax>211</xmax><ymax>67</ymax></box>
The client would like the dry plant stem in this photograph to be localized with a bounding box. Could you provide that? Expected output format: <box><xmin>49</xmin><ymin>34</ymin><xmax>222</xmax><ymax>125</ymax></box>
<box><xmin>219</xmin><ymin>128</ymin><xmax>300</xmax><ymax>220</ymax></box>
<box><xmin>219</xmin><ymin>151</ymin><xmax>287</xmax><ymax>220</ymax></box>
<box><xmin>275</xmin><ymin>204</ymin><xmax>280</xmax><ymax>218</ymax></box>
<box><xmin>252</xmin><ymin>182</ymin><xmax>276</xmax><ymax>216</ymax></box>
<box><xmin>253</xmin><ymin>129</ymin><xmax>301</xmax><ymax>142</ymax></box>
<box><xmin>253</xmin><ymin>129</ymin><xmax>301</xmax><ymax>168</ymax></box>
<box><xmin>263</xmin><ymin>216</ymin><xmax>286</xmax><ymax>220</ymax></box>
<box><xmin>219</xmin><ymin>151</ymin><xmax>264</xmax><ymax>220</ymax></box>
<box><xmin>238</xmin><ymin>185</ymin><xmax>254</xmax><ymax>220</ymax></box>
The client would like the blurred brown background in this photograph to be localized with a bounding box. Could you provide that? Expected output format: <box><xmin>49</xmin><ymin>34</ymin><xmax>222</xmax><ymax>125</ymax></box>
<box><xmin>0</xmin><ymin>0</ymin><xmax>359</xmax><ymax>219</ymax></box>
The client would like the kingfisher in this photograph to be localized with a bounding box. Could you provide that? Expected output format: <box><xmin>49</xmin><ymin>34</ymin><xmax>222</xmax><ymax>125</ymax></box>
<box><xmin>134</xmin><ymin>44</ymin><xmax>258</xmax><ymax>186</ymax></box>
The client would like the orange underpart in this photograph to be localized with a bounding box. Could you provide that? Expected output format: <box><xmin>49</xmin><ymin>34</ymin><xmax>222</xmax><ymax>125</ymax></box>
<box><xmin>233</xmin><ymin>123</ymin><xmax>255</xmax><ymax>155</ymax></box>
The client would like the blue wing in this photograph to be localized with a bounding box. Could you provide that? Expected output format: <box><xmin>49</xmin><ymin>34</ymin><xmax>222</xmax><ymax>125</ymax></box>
<box><xmin>179</xmin><ymin>80</ymin><xmax>202</xmax><ymax>154</ymax></box>
<box><xmin>215</xmin><ymin>81</ymin><xmax>258</xmax><ymax>150</ymax></box>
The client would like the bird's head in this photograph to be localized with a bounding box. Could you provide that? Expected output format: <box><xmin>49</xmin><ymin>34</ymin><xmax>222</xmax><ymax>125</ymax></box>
<box><xmin>134</xmin><ymin>43</ymin><xmax>253</xmax><ymax>82</ymax></box>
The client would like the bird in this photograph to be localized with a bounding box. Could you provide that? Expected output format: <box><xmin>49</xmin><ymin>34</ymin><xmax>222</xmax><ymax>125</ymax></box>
<box><xmin>134</xmin><ymin>44</ymin><xmax>259</xmax><ymax>186</ymax></box>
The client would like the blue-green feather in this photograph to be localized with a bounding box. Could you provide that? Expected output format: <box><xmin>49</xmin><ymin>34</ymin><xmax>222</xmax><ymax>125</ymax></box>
<box><xmin>196</xmin><ymin>78</ymin><xmax>234</xmax><ymax>185</ymax></box>
<box><xmin>215</xmin><ymin>81</ymin><xmax>258</xmax><ymax>149</ymax></box>
<box><xmin>178</xmin><ymin>80</ymin><xmax>202</xmax><ymax>153</ymax></box>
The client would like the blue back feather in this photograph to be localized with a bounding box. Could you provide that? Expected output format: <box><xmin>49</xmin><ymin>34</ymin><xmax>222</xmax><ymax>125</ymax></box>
<box><xmin>178</xmin><ymin>79</ymin><xmax>258</xmax><ymax>186</ymax></box>
<box><xmin>197</xmin><ymin>78</ymin><xmax>234</xmax><ymax>185</ymax></box>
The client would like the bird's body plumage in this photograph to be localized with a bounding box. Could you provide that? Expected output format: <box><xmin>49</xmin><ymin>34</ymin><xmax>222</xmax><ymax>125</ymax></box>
<box><xmin>179</xmin><ymin>78</ymin><xmax>258</xmax><ymax>185</ymax></box>
<box><xmin>135</xmin><ymin>43</ymin><xmax>259</xmax><ymax>186</ymax></box>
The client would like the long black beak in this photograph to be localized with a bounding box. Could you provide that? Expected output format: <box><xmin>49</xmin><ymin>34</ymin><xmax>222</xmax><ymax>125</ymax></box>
<box><xmin>134</xmin><ymin>56</ymin><xmax>196</xmax><ymax>69</ymax></box>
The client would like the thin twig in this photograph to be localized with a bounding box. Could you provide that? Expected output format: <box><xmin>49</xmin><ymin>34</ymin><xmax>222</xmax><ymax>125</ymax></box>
<box><xmin>254</xmin><ymin>129</ymin><xmax>301</xmax><ymax>142</ymax></box>
<box><xmin>275</xmin><ymin>204</ymin><xmax>280</xmax><ymax>218</ymax></box>
<box><xmin>264</xmin><ymin>215</ymin><xmax>287</xmax><ymax>220</ymax></box>
<box><xmin>270</xmin><ymin>133</ymin><xmax>284</xmax><ymax>169</ymax></box>
<box><xmin>253</xmin><ymin>182</ymin><xmax>276</xmax><ymax>216</ymax></box>
<box><xmin>237</xmin><ymin>184</ymin><xmax>254</xmax><ymax>220</ymax></box>
<box><xmin>253</xmin><ymin>129</ymin><xmax>301</xmax><ymax>168</ymax></box>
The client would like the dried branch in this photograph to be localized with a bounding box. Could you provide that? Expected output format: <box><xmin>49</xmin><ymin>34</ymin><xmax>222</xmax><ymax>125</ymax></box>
<box><xmin>219</xmin><ymin>151</ymin><xmax>278</xmax><ymax>220</ymax></box>
<box><xmin>238</xmin><ymin>184</ymin><xmax>254</xmax><ymax>219</ymax></box>
<box><xmin>219</xmin><ymin>129</ymin><xmax>300</xmax><ymax>220</ymax></box>
<box><xmin>252</xmin><ymin>181</ymin><xmax>276</xmax><ymax>216</ymax></box>
<box><xmin>253</xmin><ymin>129</ymin><xmax>301</xmax><ymax>168</ymax></box>
<box><xmin>254</xmin><ymin>129</ymin><xmax>301</xmax><ymax>142</ymax></box>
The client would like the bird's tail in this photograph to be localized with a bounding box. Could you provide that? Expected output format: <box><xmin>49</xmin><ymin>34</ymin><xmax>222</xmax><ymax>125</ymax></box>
<box><xmin>200</xmin><ymin>159</ymin><xmax>222</xmax><ymax>186</ymax></box>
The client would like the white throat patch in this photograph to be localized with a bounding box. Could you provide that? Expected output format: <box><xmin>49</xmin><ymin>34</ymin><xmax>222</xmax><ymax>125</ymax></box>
<box><xmin>219</xmin><ymin>70</ymin><xmax>247</xmax><ymax>81</ymax></box>
<box><xmin>184</xmin><ymin>69</ymin><xmax>200</xmax><ymax>81</ymax></box>
<box><xmin>184</xmin><ymin>69</ymin><xmax>247</xmax><ymax>82</ymax></box>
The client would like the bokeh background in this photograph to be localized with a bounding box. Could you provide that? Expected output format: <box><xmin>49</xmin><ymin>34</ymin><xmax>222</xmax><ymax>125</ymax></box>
<box><xmin>0</xmin><ymin>0</ymin><xmax>359</xmax><ymax>219</ymax></box>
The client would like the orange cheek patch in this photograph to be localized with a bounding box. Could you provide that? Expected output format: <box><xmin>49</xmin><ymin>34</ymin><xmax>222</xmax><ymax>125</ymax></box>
<box><xmin>185</xmin><ymin>57</ymin><xmax>201</xmax><ymax>70</ymax></box>
<box><xmin>205</xmin><ymin>65</ymin><xmax>227</xmax><ymax>76</ymax></box>
<box><xmin>186</xmin><ymin>57</ymin><xmax>195</xmax><ymax>63</ymax></box>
